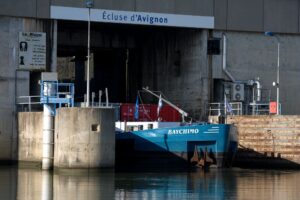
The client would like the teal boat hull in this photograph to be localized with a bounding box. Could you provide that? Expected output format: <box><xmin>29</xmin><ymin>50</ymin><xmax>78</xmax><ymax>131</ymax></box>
<box><xmin>116</xmin><ymin>124</ymin><xmax>235</xmax><ymax>169</ymax></box>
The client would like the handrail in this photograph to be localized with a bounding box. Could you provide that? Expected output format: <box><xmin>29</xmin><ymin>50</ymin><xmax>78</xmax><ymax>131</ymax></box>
<box><xmin>16</xmin><ymin>95</ymin><xmax>42</xmax><ymax>111</ymax></box>
<box><xmin>17</xmin><ymin>96</ymin><xmax>41</xmax><ymax>104</ymax></box>
<box><xmin>40</xmin><ymin>81</ymin><xmax>74</xmax><ymax>107</ymax></box>
<box><xmin>209</xmin><ymin>102</ymin><xmax>280</xmax><ymax>116</ymax></box>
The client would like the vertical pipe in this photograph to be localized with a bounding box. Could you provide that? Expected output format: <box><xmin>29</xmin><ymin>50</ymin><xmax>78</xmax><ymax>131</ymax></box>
<box><xmin>99</xmin><ymin>90</ymin><xmax>102</xmax><ymax>107</ymax></box>
<box><xmin>252</xmin><ymin>89</ymin><xmax>255</xmax><ymax>115</ymax></box>
<box><xmin>222</xmin><ymin>34</ymin><xmax>235</xmax><ymax>82</ymax></box>
<box><xmin>92</xmin><ymin>92</ymin><xmax>95</xmax><ymax>107</ymax></box>
<box><xmin>254</xmin><ymin>80</ymin><xmax>261</xmax><ymax>102</ymax></box>
<box><xmin>125</xmin><ymin>49</ymin><xmax>129</xmax><ymax>102</ymax></box>
<box><xmin>29</xmin><ymin>96</ymin><xmax>31</xmax><ymax>111</ymax></box>
<box><xmin>277</xmin><ymin>42</ymin><xmax>280</xmax><ymax>115</ymax></box>
<box><xmin>86</xmin><ymin>8</ymin><xmax>91</xmax><ymax>107</ymax></box>
<box><xmin>51</xmin><ymin>20</ymin><xmax>57</xmax><ymax>72</ymax></box>
<box><xmin>42</xmin><ymin>104</ymin><xmax>54</xmax><ymax>170</ymax></box>
<box><xmin>105</xmin><ymin>88</ymin><xmax>109</xmax><ymax>107</ymax></box>
<box><xmin>208</xmin><ymin>30</ymin><xmax>213</xmax><ymax>106</ymax></box>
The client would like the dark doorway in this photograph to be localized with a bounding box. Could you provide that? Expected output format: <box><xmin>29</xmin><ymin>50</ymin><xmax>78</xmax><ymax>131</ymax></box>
<box><xmin>91</xmin><ymin>48</ymin><xmax>127</xmax><ymax>103</ymax></box>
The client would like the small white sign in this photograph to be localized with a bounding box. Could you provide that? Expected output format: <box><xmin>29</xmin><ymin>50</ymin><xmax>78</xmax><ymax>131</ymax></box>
<box><xmin>18</xmin><ymin>32</ymin><xmax>46</xmax><ymax>70</ymax></box>
<box><xmin>50</xmin><ymin>6</ymin><xmax>214</xmax><ymax>29</ymax></box>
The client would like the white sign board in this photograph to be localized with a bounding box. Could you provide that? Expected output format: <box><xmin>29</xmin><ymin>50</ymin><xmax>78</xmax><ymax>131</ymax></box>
<box><xmin>18</xmin><ymin>32</ymin><xmax>46</xmax><ymax>70</ymax></box>
<box><xmin>50</xmin><ymin>6</ymin><xmax>214</xmax><ymax>29</ymax></box>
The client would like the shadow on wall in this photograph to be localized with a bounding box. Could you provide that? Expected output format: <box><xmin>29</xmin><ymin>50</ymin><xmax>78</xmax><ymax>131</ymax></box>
<box><xmin>234</xmin><ymin>145</ymin><xmax>300</xmax><ymax>169</ymax></box>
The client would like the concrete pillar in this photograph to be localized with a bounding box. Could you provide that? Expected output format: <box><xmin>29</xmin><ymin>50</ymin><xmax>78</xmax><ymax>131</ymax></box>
<box><xmin>17</xmin><ymin>112</ymin><xmax>43</xmax><ymax>162</ymax></box>
<box><xmin>54</xmin><ymin>107</ymin><xmax>115</xmax><ymax>168</ymax></box>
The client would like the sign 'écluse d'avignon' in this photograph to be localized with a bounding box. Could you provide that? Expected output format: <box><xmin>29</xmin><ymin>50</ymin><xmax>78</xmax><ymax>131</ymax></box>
<box><xmin>50</xmin><ymin>6</ymin><xmax>214</xmax><ymax>29</ymax></box>
<box><xmin>19</xmin><ymin>32</ymin><xmax>46</xmax><ymax>71</ymax></box>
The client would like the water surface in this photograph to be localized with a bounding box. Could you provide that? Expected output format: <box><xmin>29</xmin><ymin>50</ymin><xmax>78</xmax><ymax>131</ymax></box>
<box><xmin>0</xmin><ymin>166</ymin><xmax>300</xmax><ymax>200</ymax></box>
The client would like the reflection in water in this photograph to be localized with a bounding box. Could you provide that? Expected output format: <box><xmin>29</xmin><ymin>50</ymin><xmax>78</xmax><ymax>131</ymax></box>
<box><xmin>0</xmin><ymin>166</ymin><xmax>17</xmax><ymax>200</ymax></box>
<box><xmin>17</xmin><ymin>168</ymin><xmax>52</xmax><ymax>200</ymax></box>
<box><xmin>0</xmin><ymin>166</ymin><xmax>300</xmax><ymax>199</ymax></box>
<box><xmin>42</xmin><ymin>171</ymin><xmax>53</xmax><ymax>200</ymax></box>
<box><xmin>53</xmin><ymin>169</ymin><xmax>114</xmax><ymax>200</ymax></box>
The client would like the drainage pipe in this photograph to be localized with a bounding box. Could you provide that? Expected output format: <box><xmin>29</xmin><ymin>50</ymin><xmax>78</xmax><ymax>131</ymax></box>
<box><xmin>42</xmin><ymin>104</ymin><xmax>54</xmax><ymax>170</ymax></box>
<box><xmin>254</xmin><ymin>80</ymin><xmax>262</xmax><ymax>102</ymax></box>
<box><xmin>222</xmin><ymin>34</ymin><xmax>236</xmax><ymax>82</ymax></box>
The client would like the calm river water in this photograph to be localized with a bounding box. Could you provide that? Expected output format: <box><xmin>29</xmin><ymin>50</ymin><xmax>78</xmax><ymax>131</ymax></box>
<box><xmin>0</xmin><ymin>165</ymin><xmax>300</xmax><ymax>200</ymax></box>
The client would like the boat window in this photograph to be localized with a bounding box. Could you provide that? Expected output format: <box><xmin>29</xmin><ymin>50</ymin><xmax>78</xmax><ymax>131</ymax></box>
<box><xmin>126</xmin><ymin>126</ymin><xmax>135</xmax><ymax>131</ymax></box>
<box><xmin>126</xmin><ymin>125</ymin><xmax>143</xmax><ymax>131</ymax></box>
<box><xmin>148</xmin><ymin>124</ymin><xmax>153</xmax><ymax>129</ymax></box>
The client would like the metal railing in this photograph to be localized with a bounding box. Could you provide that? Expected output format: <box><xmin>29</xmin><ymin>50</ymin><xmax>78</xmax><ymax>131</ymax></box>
<box><xmin>209</xmin><ymin>102</ymin><xmax>281</xmax><ymax>116</ymax></box>
<box><xmin>16</xmin><ymin>95</ymin><xmax>42</xmax><ymax>112</ymax></box>
<box><xmin>40</xmin><ymin>81</ymin><xmax>74</xmax><ymax>107</ymax></box>
<box><xmin>248</xmin><ymin>102</ymin><xmax>281</xmax><ymax>115</ymax></box>
<box><xmin>17</xmin><ymin>81</ymin><xmax>75</xmax><ymax>112</ymax></box>
<box><xmin>209</xmin><ymin>102</ymin><xmax>243</xmax><ymax>116</ymax></box>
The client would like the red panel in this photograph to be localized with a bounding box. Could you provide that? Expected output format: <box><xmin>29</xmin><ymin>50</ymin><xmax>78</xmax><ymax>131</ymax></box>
<box><xmin>269</xmin><ymin>101</ymin><xmax>277</xmax><ymax>114</ymax></box>
<box><xmin>138</xmin><ymin>104</ymin><xmax>153</xmax><ymax>121</ymax></box>
<box><xmin>158</xmin><ymin>105</ymin><xmax>181</xmax><ymax>122</ymax></box>
<box><xmin>120</xmin><ymin>103</ymin><xmax>181</xmax><ymax>122</ymax></box>
<box><xmin>120</xmin><ymin>103</ymin><xmax>134</xmax><ymax>121</ymax></box>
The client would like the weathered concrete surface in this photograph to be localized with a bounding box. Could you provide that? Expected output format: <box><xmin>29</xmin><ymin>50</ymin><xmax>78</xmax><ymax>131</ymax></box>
<box><xmin>213</xmin><ymin>31</ymin><xmax>300</xmax><ymax>115</ymax></box>
<box><xmin>0</xmin><ymin>17</ymin><xmax>26</xmax><ymax>161</ymax></box>
<box><xmin>140</xmin><ymin>29</ymin><xmax>210</xmax><ymax>121</ymax></box>
<box><xmin>54</xmin><ymin>107</ymin><xmax>115</xmax><ymax>168</ymax></box>
<box><xmin>18</xmin><ymin>112</ymin><xmax>43</xmax><ymax>162</ymax></box>
<box><xmin>0</xmin><ymin>16</ymin><xmax>53</xmax><ymax>161</ymax></box>
<box><xmin>3</xmin><ymin>0</ymin><xmax>300</xmax><ymax>34</ymax></box>
<box><xmin>58</xmin><ymin>24</ymin><xmax>210</xmax><ymax>120</ymax></box>
<box><xmin>226</xmin><ymin>115</ymin><xmax>300</xmax><ymax>167</ymax></box>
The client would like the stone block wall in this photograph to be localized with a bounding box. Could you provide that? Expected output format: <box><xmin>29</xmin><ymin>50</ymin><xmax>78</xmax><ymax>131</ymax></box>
<box><xmin>227</xmin><ymin>115</ymin><xmax>300</xmax><ymax>166</ymax></box>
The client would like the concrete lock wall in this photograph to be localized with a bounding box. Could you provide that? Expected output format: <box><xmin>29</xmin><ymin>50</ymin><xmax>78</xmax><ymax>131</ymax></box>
<box><xmin>227</xmin><ymin>115</ymin><xmax>300</xmax><ymax>166</ymax></box>
<box><xmin>0</xmin><ymin>16</ymin><xmax>53</xmax><ymax>161</ymax></box>
<box><xmin>54</xmin><ymin>107</ymin><xmax>115</xmax><ymax>168</ymax></box>
<box><xmin>0</xmin><ymin>16</ymin><xmax>29</xmax><ymax>161</ymax></box>
<box><xmin>212</xmin><ymin>31</ymin><xmax>300</xmax><ymax>115</ymax></box>
<box><xmin>18</xmin><ymin>112</ymin><xmax>43</xmax><ymax>162</ymax></box>
<box><xmin>141</xmin><ymin>29</ymin><xmax>210</xmax><ymax>120</ymax></box>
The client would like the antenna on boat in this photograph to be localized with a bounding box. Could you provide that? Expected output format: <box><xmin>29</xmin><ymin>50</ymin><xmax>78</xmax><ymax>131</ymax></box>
<box><xmin>142</xmin><ymin>87</ymin><xmax>188</xmax><ymax>122</ymax></box>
